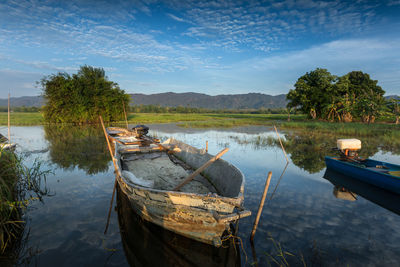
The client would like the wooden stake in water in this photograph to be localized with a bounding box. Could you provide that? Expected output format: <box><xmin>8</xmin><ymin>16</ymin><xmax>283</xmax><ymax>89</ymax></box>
<box><xmin>273</xmin><ymin>125</ymin><xmax>289</xmax><ymax>163</ymax></box>
<box><xmin>250</xmin><ymin>171</ymin><xmax>272</xmax><ymax>242</ymax></box>
<box><xmin>206</xmin><ymin>140</ymin><xmax>208</xmax><ymax>152</ymax></box>
<box><xmin>99</xmin><ymin>115</ymin><xmax>120</xmax><ymax>234</ymax></box>
<box><xmin>122</xmin><ymin>100</ymin><xmax>129</xmax><ymax>130</ymax></box>
<box><xmin>8</xmin><ymin>93</ymin><xmax>10</xmax><ymax>143</ymax></box>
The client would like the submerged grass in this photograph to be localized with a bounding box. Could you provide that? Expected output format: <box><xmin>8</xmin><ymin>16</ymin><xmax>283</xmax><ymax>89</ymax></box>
<box><xmin>0</xmin><ymin>148</ymin><xmax>50</xmax><ymax>261</ymax></box>
<box><xmin>261</xmin><ymin>233</ymin><xmax>307</xmax><ymax>267</ymax></box>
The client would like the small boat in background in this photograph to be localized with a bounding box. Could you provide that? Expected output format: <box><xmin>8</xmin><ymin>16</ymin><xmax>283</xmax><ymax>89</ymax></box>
<box><xmin>106</xmin><ymin>125</ymin><xmax>251</xmax><ymax>247</ymax></box>
<box><xmin>0</xmin><ymin>133</ymin><xmax>16</xmax><ymax>150</ymax></box>
<box><xmin>325</xmin><ymin>139</ymin><xmax>400</xmax><ymax>194</ymax></box>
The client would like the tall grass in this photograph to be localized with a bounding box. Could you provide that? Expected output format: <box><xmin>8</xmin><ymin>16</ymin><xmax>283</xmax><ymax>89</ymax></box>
<box><xmin>0</xmin><ymin>148</ymin><xmax>50</xmax><ymax>260</ymax></box>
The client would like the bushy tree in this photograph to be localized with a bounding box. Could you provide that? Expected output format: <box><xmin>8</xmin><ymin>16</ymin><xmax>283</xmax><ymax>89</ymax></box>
<box><xmin>287</xmin><ymin>69</ymin><xmax>386</xmax><ymax>123</ymax></box>
<box><xmin>286</xmin><ymin>68</ymin><xmax>337</xmax><ymax>119</ymax></box>
<box><xmin>41</xmin><ymin>65</ymin><xmax>129</xmax><ymax>123</ymax></box>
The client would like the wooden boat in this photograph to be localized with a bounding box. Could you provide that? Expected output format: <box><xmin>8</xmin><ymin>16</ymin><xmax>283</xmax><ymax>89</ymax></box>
<box><xmin>107</xmin><ymin>127</ymin><xmax>251</xmax><ymax>247</ymax></box>
<box><xmin>325</xmin><ymin>156</ymin><xmax>400</xmax><ymax>194</ymax></box>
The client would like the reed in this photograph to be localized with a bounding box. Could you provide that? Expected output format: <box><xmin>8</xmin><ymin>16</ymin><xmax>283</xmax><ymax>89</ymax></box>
<box><xmin>0</xmin><ymin>148</ymin><xmax>50</xmax><ymax>259</ymax></box>
<box><xmin>264</xmin><ymin>233</ymin><xmax>302</xmax><ymax>267</ymax></box>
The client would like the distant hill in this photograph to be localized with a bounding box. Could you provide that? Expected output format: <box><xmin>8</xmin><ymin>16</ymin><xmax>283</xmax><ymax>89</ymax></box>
<box><xmin>1</xmin><ymin>93</ymin><xmax>398</xmax><ymax>110</ymax></box>
<box><xmin>0</xmin><ymin>92</ymin><xmax>288</xmax><ymax>109</ymax></box>
<box><xmin>130</xmin><ymin>92</ymin><xmax>288</xmax><ymax>109</ymax></box>
<box><xmin>385</xmin><ymin>95</ymin><xmax>400</xmax><ymax>100</ymax></box>
<box><xmin>0</xmin><ymin>96</ymin><xmax>44</xmax><ymax>107</ymax></box>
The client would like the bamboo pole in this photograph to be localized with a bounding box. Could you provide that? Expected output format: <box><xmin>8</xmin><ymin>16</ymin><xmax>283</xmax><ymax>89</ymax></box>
<box><xmin>99</xmin><ymin>115</ymin><xmax>120</xmax><ymax>234</ymax></box>
<box><xmin>8</xmin><ymin>93</ymin><xmax>10</xmax><ymax>143</ymax></box>
<box><xmin>273</xmin><ymin>125</ymin><xmax>289</xmax><ymax>163</ymax></box>
<box><xmin>173</xmin><ymin>147</ymin><xmax>229</xmax><ymax>191</ymax></box>
<box><xmin>250</xmin><ymin>171</ymin><xmax>272</xmax><ymax>242</ymax></box>
<box><xmin>122</xmin><ymin>100</ymin><xmax>129</xmax><ymax>130</ymax></box>
<box><xmin>269</xmin><ymin>162</ymin><xmax>288</xmax><ymax>201</ymax></box>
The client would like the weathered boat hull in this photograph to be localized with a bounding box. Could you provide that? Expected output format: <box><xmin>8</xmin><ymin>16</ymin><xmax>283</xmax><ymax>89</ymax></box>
<box><xmin>114</xmin><ymin>137</ymin><xmax>249</xmax><ymax>246</ymax></box>
<box><xmin>325</xmin><ymin>156</ymin><xmax>400</xmax><ymax>194</ymax></box>
<box><xmin>116</xmin><ymin>186</ymin><xmax>241</xmax><ymax>267</ymax></box>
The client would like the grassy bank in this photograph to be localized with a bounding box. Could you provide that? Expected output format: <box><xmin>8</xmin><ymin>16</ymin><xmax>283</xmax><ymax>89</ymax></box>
<box><xmin>1</xmin><ymin>112</ymin><xmax>302</xmax><ymax>126</ymax></box>
<box><xmin>0</xmin><ymin>148</ymin><xmax>49</xmax><ymax>261</ymax></box>
<box><xmin>1</xmin><ymin>112</ymin><xmax>398</xmax><ymax>138</ymax></box>
<box><xmin>0</xmin><ymin>112</ymin><xmax>43</xmax><ymax>125</ymax></box>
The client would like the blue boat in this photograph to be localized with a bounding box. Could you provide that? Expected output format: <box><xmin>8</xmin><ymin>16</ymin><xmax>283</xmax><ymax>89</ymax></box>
<box><xmin>325</xmin><ymin>156</ymin><xmax>400</xmax><ymax>194</ymax></box>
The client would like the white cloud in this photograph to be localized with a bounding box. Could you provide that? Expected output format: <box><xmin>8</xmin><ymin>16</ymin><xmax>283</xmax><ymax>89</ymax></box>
<box><xmin>166</xmin><ymin>13</ymin><xmax>186</xmax><ymax>22</ymax></box>
<box><xmin>229</xmin><ymin>38</ymin><xmax>400</xmax><ymax>95</ymax></box>
<box><xmin>170</xmin><ymin>0</ymin><xmax>381</xmax><ymax>51</ymax></box>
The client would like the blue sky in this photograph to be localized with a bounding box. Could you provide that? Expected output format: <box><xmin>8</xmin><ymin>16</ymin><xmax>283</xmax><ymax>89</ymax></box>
<box><xmin>0</xmin><ymin>0</ymin><xmax>399</xmax><ymax>98</ymax></box>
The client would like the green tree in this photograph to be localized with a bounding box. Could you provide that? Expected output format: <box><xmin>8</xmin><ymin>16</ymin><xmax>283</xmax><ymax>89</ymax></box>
<box><xmin>287</xmin><ymin>69</ymin><xmax>386</xmax><ymax>122</ymax></box>
<box><xmin>387</xmin><ymin>98</ymin><xmax>400</xmax><ymax>124</ymax></box>
<box><xmin>344</xmin><ymin>71</ymin><xmax>385</xmax><ymax>123</ymax></box>
<box><xmin>40</xmin><ymin>65</ymin><xmax>129</xmax><ymax>123</ymax></box>
<box><xmin>286</xmin><ymin>68</ymin><xmax>337</xmax><ymax>119</ymax></box>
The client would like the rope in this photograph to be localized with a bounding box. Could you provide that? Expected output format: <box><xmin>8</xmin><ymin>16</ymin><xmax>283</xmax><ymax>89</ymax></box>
<box><xmin>221</xmin><ymin>231</ymin><xmax>248</xmax><ymax>264</ymax></box>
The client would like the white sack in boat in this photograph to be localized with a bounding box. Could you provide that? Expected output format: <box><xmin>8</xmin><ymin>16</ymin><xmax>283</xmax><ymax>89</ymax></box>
<box><xmin>122</xmin><ymin>170</ymin><xmax>154</xmax><ymax>188</ymax></box>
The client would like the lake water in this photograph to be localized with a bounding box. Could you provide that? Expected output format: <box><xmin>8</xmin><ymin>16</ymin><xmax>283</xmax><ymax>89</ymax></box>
<box><xmin>3</xmin><ymin>124</ymin><xmax>400</xmax><ymax>266</ymax></box>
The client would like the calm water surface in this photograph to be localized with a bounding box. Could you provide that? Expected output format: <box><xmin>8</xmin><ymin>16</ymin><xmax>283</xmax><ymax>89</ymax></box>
<box><xmin>4</xmin><ymin>124</ymin><xmax>400</xmax><ymax>266</ymax></box>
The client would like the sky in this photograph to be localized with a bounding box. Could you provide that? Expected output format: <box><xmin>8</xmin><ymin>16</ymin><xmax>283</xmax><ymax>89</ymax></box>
<box><xmin>0</xmin><ymin>0</ymin><xmax>399</xmax><ymax>98</ymax></box>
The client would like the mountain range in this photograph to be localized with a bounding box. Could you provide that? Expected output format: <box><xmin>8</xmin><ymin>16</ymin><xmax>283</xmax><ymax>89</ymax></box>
<box><xmin>0</xmin><ymin>92</ymin><xmax>288</xmax><ymax>109</ymax></box>
<box><xmin>1</xmin><ymin>93</ymin><xmax>398</xmax><ymax>109</ymax></box>
<box><xmin>130</xmin><ymin>92</ymin><xmax>287</xmax><ymax>109</ymax></box>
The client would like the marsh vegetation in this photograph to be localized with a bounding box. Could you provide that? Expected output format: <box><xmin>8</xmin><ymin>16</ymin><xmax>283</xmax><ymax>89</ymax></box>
<box><xmin>0</xmin><ymin>148</ymin><xmax>49</xmax><ymax>264</ymax></box>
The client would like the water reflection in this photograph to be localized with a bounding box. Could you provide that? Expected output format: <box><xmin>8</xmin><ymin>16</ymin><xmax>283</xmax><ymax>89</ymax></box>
<box><xmin>116</xmin><ymin>185</ymin><xmax>241</xmax><ymax>267</ymax></box>
<box><xmin>43</xmin><ymin>124</ymin><xmax>400</xmax><ymax>176</ymax></box>
<box><xmin>10</xmin><ymin>125</ymin><xmax>400</xmax><ymax>266</ymax></box>
<box><xmin>44</xmin><ymin>125</ymin><xmax>110</xmax><ymax>174</ymax></box>
<box><xmin>323</xmin><ymin>169</ymin><xmax>400</xmax><ymax>215</ymax></box>
<box><xmin>228</xmin><ymin>130</ymin><xmax>400</xmax><ymax>174</ymax></box>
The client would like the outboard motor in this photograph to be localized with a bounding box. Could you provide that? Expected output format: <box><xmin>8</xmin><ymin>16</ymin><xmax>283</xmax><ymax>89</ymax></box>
<box><xmin>131</xmin><ymin>125</ymin><xmax>149</xmax><ymax>137</ymax></box>
<box><xmin>337</xmin><ymin>139</ymin><xmax>361</xmax><ymax>160</ymax></box>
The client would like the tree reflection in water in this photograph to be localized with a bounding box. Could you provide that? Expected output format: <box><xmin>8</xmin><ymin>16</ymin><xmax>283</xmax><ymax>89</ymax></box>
<box><xmin>44</xmin><ymin>125</ymin><xmax>111</xmax><ymax>175</ymax></box>
<box><xmin>229</xmin><ymin>129</ymin><xmax>399</xmax><ymax>174</ymax></box>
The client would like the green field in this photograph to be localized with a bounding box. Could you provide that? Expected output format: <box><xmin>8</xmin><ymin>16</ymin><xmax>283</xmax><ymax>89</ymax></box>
<box><xmin>1</xmin><ymin>112</ymin><xmax>399</xmax><ymax>138</ymax></box>
<box><xmin>0</xmin><ymin>112</ymin><xmax>44</xmax><ymax>126</ymax></box>
<box><xmin>1</xmin><ymin>112</ymin><xmax>303</xmax><ymax>126</ymax></box>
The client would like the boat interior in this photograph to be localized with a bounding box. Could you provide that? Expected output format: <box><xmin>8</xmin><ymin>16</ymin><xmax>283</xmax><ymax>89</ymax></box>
<box><xmin>117</xmin><ymin>138</ymin><xmax>244</xmax><ymax>198</ymax></box>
